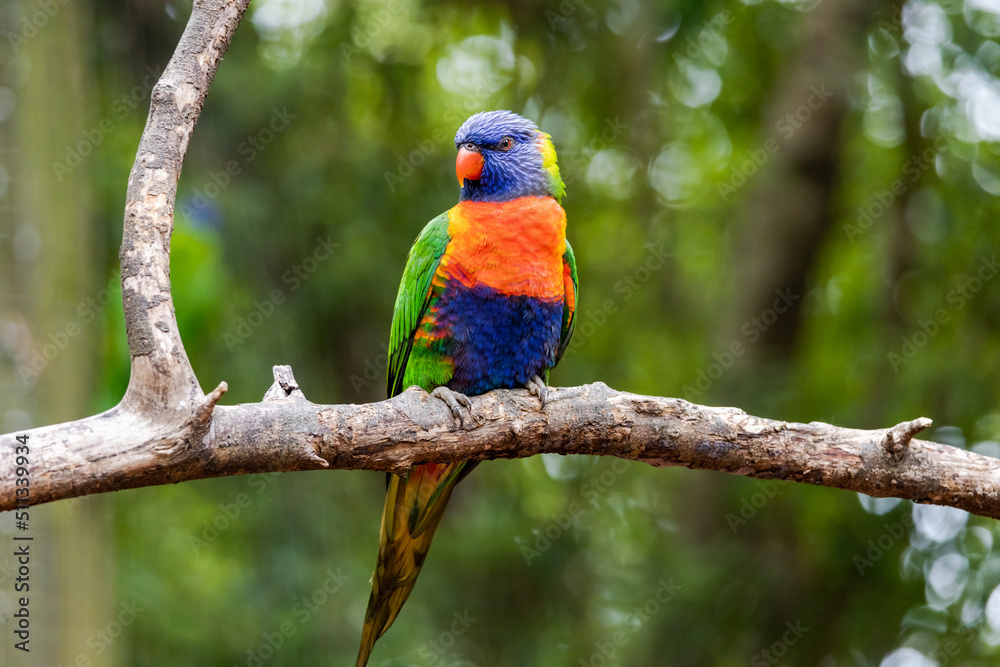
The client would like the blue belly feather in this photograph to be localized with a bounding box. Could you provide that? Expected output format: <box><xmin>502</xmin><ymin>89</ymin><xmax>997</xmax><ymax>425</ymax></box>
<box><xmin>434</xmin><ymin>282</ymin><xmax>562</xmax><ymax>395</ymax></box>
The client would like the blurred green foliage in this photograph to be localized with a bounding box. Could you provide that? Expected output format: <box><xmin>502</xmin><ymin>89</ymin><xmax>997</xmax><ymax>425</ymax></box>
<box><xmin>5</xmin><ymin>0</ymin><xmax>1000</xmax><ymax>664</ymax></box>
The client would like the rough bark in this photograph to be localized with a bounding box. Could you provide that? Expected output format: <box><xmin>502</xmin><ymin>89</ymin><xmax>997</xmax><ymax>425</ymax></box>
<box><xmin>118</xmin><ymin>0</ymin><xmax>242</xmax><ymax>416</ymax></box>
<box><xmin>6</xmin><ymin>364</ymin><xmax>1000</xmax><ymax>520</ymax></box>
<box><xmin>3</xmin><ymin>0</ymin><xmax>1000</xmax><ymax>527</ymax></box>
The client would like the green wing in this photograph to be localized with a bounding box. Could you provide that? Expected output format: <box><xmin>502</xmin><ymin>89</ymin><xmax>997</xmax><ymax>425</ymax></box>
<box><xmin>387</xmin><ymin>212</ymin><xmax>452</xmax><ymax>398</ymax></box>
<box><xmin>555</xmin><ymin>239</ymin><xmax>578</xmax><ymax>366</ymax></box>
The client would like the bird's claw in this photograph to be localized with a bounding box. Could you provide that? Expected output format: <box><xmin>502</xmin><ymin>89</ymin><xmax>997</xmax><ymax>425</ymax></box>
<box><xmin>431</xmin><ymin>386</ymin><xmax>474</xmax><ymax>426</ymax></box>
<box><xmin>525</xmin><ymin>375</ymin><xmax>548</xmax><ymax>409</ymax></box>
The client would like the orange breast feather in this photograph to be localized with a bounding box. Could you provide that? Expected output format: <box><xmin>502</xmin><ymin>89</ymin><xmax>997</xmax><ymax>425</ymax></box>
<box><xmin>441</xmin><ymin>197</ymin><xmax>567</xmax><ymax>300</ymax></box>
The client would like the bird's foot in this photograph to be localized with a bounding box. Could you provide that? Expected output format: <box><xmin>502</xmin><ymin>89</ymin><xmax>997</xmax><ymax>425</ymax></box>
<box><xmin>431</xmin><ymin>386</ymin><xmax>474</xmax><ymax>427</ymax></box>
<box><xmin>525</xmin><ymin>375</ymin><xmax>549</xmax><ymax>408</ymax></box>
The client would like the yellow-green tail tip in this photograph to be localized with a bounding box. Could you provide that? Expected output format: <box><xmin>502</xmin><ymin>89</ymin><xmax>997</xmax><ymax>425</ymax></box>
<box><xmin>356</xmin><ymin>624</ymin><xmax>377</xmax><ymax>667</ymax></box>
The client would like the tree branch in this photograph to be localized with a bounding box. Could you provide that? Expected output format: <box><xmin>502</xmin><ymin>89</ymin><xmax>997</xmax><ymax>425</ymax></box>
<box><xmin>3</xmin><ymin>364</ymin><xmax>1000</xmax><ymax>519</ymax></box>
<box><xmin>3</xmin><ymin>0</ymin><xmax>999</xmax><ymax>526</ymax></box>
<box><xmin>119</xmin><ymin>0</ymin><xmax>242</xmax><ymax>416</ymax></box>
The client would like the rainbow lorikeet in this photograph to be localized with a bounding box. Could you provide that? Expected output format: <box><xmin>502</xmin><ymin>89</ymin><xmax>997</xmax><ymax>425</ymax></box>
<box><xmin>356</xmin><ymin>110</ymin><xmax>578</xmax><ymax>666</ymax></box>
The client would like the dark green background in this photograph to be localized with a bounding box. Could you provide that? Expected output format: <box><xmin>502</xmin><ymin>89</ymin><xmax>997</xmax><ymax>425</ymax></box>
<box><xmin>3</xmin><ymin>0</ymin><xmax>1000</xmax><ymax>664</ymax></box>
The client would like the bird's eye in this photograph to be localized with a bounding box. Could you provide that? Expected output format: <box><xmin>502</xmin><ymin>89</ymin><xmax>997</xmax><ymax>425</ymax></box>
<box><xmin>498</xmin><ymin>137</ymin><xmax>514</xmax><ymax>151</ymax></box>
<box><xmin>462</xmin><ymin>142</ymin><xmax>476</xmax><ymax>151</ymax></box>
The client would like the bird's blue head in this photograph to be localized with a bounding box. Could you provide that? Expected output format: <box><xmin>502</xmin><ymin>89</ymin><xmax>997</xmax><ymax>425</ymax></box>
<box><xmin>454</xmin><ymin>110</ymin><xmax>565</xmax><ymax>203</ymax></box>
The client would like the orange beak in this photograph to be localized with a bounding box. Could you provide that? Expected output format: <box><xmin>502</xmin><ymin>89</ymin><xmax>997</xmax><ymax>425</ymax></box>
<box><xmin>456</xmin><ymin>146</ymin><xmax>484</xmax><ymax>185</ymax></box>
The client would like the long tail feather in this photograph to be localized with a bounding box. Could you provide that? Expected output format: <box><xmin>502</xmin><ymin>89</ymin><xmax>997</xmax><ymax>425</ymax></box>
<box><xmin>356</xmin><ymin>461</ymin><xmax>470</xmax><ymax>667</ymax></box>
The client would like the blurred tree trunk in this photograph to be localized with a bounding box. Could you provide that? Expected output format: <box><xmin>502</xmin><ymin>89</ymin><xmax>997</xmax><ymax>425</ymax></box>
<box><xmin>0</xmin><ymin>1</ymin><xmax>114</xmax><ymax>664</ymax></box>
<box><xmin>726</xmin><ymin>0</ymin><xmax>872</xmax><ymax>366</ymax></box>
